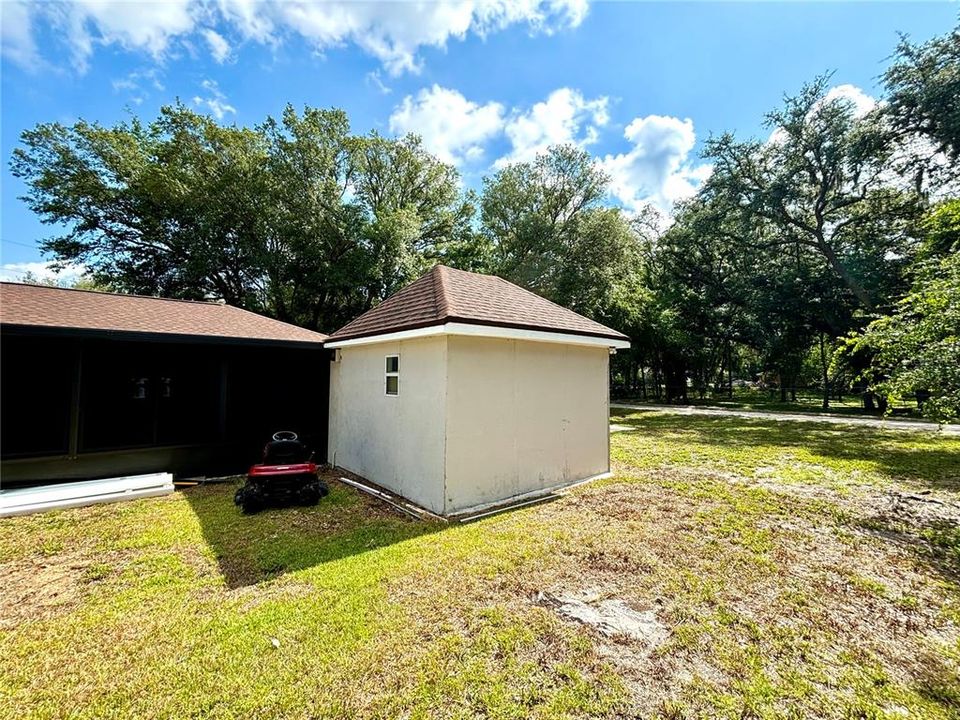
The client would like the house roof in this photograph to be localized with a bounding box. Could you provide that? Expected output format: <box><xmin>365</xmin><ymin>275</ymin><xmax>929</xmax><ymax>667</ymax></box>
<box><xmin>327</xmin><ymin>265</ymin><xmax>628</xmax><ymax>343</ymax></box>
<box><xmin>0</xmin><ymin>282</ymin><xmax>327</xmax><ymax>346</ymax></box>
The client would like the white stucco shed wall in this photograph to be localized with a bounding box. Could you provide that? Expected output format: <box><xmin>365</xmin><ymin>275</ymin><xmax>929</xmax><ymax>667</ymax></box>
<box><xmin>442</xmin><ymin>336</ymin><xmax>610</xmax><ymax>514</ymax></box>
<box><xmin>327</xmin><ymin>331</ymin><xmax>612</xmax><ymax>516</ymax></box>
<box><xmin>327</xmin><ymin>335</ymin><xmax>447</xmax><ymax>513</ymax></box>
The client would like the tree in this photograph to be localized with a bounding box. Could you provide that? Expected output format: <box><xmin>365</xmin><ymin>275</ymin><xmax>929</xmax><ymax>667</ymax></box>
<box><xmin>481</xmin><ymin>145</ymin><xmax>640</xmax><ymax>316</ymax></box>
<box><xmin>883</xmin><ymin>22</ymin><xmax>960</xmax><ymax>163</ymax></box>
<box><xmin>10</xmin><ymin>104</ymin><xmax>478</xmax><ymax>333</ymax></box>
<box><xmin>703</xmin><ymin>77</ymin><xmax>920</xmax><ymax>313</ymax></box>
<box><xmin>652</xmin><ymin>196</ymin><xmax>756</xmax><ymax>400</ymax></box>
<box><xmin>839</xmin><ymin>252</ymin><xmax>960</xmax><ymax>424</ymax></box>
<box><xmin>13</xmin><ymin>270</ymin><xmax>107</xmax><ymax>291</ymax></box>
<box><xmin>918</xmin><ymin>198</ymin><xmax>960</xmax><ymax>258</ymax></box>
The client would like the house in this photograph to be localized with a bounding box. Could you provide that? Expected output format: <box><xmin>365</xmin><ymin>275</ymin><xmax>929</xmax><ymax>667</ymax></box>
<box><xmin>325</xmin><ymin>265</ymin><xmax>630</xmax><ymax>515</ymax></box>
<box><xmin>1</xmin><ymin>267</ymin><xmax>629</xmax><ymax>515</ymax></box>
<box><xmin>0</xmin><ymin>282</ymin><xmax>328</xmax><ymax>488</ymax></box>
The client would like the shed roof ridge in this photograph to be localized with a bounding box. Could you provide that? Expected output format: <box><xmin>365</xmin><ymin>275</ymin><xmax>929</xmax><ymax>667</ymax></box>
<box><xmin>491</xmin><ymin>273</ymin><xmax>596</xmax><ymax>316</ymax></box>
<box><xmin>326</xmin><ymin>263</ymin><xmax>628</xmax><ymax>342</ymax></box>
<box><xmin>434</xmin><ymin>264</ymin><xmax>453</xmax><ymax>319</ymax></box>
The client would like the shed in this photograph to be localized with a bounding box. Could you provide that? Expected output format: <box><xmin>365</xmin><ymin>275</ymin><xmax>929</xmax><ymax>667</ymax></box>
<box><xmin>325</xmin><ymin>265</ymin><xmax>630</xmax><ymax>515</ymax></box>
<box><xmin>0</xmin><ymin>282</ymin><xmax>329</xmax><ymax>487</ymax></box>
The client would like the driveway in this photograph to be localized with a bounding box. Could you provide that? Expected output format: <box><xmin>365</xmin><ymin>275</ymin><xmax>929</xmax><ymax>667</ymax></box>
<box><xmin>611</xmin><ymin>403</ymin><xmax>959</xmax><ymax>435</ymax></box>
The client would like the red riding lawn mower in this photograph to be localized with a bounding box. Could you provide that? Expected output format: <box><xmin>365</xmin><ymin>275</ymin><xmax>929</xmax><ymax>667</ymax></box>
<box><xmin>234</xmin><ymin>431</ymin><xmax>329</xmax><ymax>514</ymax></box>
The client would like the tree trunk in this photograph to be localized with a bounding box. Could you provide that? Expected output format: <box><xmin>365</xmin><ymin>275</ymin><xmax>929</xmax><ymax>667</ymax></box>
<box><xmin>819</xmin><ymin>238</ymin><xmax>874</xmax><ymax>311</ymax></box>
<box><xmin>727</xmin><ymin>341</ymin><xmax>734</xmax><ymax>399</ymax></box>
<box><xmin>819</xmin><ymin>333</ymin><xmax>830</xmax><ymax>411</ymax></box>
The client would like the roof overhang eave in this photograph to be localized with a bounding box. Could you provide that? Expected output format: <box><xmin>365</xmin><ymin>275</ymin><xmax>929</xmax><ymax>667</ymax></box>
<box><xmin>324</xmin><ymin>321</ymin><xmax>630</xmax><ymax>350</ymax></box>
<box><xmin>0</xmin><ymin>323</ymin><xmax>328</xmax><ymax>348</ymax></box>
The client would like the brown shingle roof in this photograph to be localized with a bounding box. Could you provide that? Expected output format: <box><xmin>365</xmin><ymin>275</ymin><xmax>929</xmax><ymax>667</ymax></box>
<box><xmin>328</xmin><ymin>265</ymin><xmax>627</xmax><ymax>343</ymax></box>
<box><xmin>0</xmin><ymin>282</ymin><xmax>326</xmax><ymax>345</ymax></box>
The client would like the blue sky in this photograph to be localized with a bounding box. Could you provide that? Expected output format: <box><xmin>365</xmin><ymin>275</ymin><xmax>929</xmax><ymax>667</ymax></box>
<box><xmin>1</xmin><ymin>1</ymin><xmax>955</xmax><ymax>281</ymax></box>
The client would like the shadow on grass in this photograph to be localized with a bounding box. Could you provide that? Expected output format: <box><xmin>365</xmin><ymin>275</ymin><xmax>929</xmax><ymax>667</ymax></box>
<box><xmin>611</xmin><ymin>409</ymin><xmax>960</xmax><ymax>491</ymax></box>
<box><xmin>182</xmin><ymin>474</ymin><xmax>445</xmax><ymax>589</ymax></box>
<box><xmin>913</xmin><ymin>647</ymin><xmax>960</xmax><ymax>712</ymax></box>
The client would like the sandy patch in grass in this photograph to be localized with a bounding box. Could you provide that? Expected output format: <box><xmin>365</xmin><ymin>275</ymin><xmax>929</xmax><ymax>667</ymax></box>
<box><xmin>461</xmin><ymin>468</ymin><xmax>960</xmax><ymax>717</ymax></box>
<box><xmin>0</xmin><ymin>549</ymin><xmax>132</xmax><ymax>630</ymax></box>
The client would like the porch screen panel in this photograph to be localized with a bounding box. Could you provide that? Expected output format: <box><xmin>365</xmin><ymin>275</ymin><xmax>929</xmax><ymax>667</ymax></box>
<box><xmin>0</xmin><ymin>336</ymin><xmax>74</xmax><ymax>458</ymax></box>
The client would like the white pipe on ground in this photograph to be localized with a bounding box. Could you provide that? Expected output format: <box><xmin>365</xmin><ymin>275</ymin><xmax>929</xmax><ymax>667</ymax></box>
<box><xmin>0</xmin><ymin>473</ymin><xmax>174</xmax><ymax>517</ymax></box>
<box><xmin>337</xmin><ymin>476</ymin><xmax>442</xmax><ymax>521</ymax></box>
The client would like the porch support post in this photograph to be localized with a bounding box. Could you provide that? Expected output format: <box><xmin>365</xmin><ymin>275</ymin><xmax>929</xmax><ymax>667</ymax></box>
<box><xmin>68</xmin><ymin>341</ymin><xmax>83</xmax><ymax>459</ymax></box>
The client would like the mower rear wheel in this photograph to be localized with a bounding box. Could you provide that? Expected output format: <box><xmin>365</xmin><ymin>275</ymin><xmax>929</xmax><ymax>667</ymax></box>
<box><xmin>296</xmin><ymin>478</ymin><xmax>328</xmax><ymax>506</ymax></box>
<box><xmin>235</xmin><ymin>484</ymin><xmax>265</xmax><ymax>514</ymax></box>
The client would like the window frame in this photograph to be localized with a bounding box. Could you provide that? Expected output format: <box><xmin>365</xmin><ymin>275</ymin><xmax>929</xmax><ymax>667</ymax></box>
<box><xmin>384</xmin><ymin>354</ymin><xmax>400</xmax><ymax>396</ymax></box>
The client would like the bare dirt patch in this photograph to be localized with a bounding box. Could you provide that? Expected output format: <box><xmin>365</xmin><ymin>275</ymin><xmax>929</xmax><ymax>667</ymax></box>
<box><xmin>535</xmin><ymin>590</ymin><xmax>669</xmax><ymax>647</ymax></box>
<box><xmin>0</xmin><ymin>550</ymin><xmax>131</xmax><ymax>630</ymax></box>
<box><xmin>491</xmin><ymin>470</ymin><xmax>960</xmax><ymax>717</ymax></box>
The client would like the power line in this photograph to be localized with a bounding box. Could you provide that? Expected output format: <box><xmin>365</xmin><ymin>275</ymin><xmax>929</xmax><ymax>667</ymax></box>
<box><xmin>0</xmin><ymin>238</ymin><xmax>41</xmax><ymax>249</ymax></box>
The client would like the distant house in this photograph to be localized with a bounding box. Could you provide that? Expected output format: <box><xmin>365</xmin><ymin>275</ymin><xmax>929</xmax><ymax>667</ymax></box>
<box><xmin>1</xmin><ymin>267</ymin><xmax>629</xmax><ymax>514</ymax></box>
<box><xmin>326</xmin><ymin>265</ymin><xmax>629</xmax><ymax>515</ymax></box>
<box><xmin>0</xmin><ymin>283</ymin><xmax>328</xmax><ymax>487</ymax></box>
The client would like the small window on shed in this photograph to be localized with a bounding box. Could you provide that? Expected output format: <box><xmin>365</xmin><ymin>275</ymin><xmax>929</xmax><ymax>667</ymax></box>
<box><xmin>385</xmin><ymin>355</ymin><xmax>399</xmax><ymax>396</ymax></box>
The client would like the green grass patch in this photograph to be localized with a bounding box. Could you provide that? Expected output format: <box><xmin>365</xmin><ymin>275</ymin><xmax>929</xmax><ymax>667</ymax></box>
<box><xmin>610</xmin><ymin>408</ymin><xmax>960</xmax><ymax>492</ymax></box>
<box><xmin>2</xmin><ymin>413</ymin><xmax>959</xmax><ymax>718</ymax></box>
<box><xmin>615</xmin><ymin>387</ymin><xmax>927</xmax><ymax>419</ymax></box>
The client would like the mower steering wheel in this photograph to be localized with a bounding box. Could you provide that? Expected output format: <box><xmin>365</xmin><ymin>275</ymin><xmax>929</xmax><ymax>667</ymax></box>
<box><xmin>272</xmin><ymin>430</ymin><xmax>298</xmax><ymax>442</ymax></box>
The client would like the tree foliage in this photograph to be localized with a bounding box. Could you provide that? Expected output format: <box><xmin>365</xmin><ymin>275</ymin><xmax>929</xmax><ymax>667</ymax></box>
<box><xmin>883</xmin><ymin>24</ymin><xmax>960</xmax><ymax>162</ymax></box>
<box><xmin>839</xmin><ymin>253</ymin><xmax>960</xmax><ymax>423</ymax></box>
<box><xmin>703</xmin><ymin>76</ymin><xmax>919</xmax><ymax>312</ymax></box>
<box><xmin>11</xmin><ymin>104</ymin><xmax>479</xmax><ymax>332</ymax></box>
<box><xmin>481</xmin><ymin>145</ymin><xmax>643</xmax><ymax>318</ymax></box>
<box><xmin>9</xmin><ymin>21</ymin><xmax>959</xmax><ymax>417</ymax></box>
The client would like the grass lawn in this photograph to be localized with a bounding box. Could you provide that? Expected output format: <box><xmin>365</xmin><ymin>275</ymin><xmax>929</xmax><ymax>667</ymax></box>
<box><xmin>615</xmin><ymin>387</ymin><xmax>929</xmax><ymax>420</ymax></box>
<box><xmin>2</xmin><ymin>411</ymin><xmax>959</xmax><ymax>719</ymax></box>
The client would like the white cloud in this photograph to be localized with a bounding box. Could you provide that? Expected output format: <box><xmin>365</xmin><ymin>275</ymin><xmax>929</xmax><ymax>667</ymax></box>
<box><xmin>111</xmin><ymin>77</ymin><xmax>137</xmax><ymax>92</ymax></box>
<box><xmin>111</xmin><ymin>68</ymin><xmax>165</xmax><ymax>105</ymax></box>
<box><xmin>473</xmin><ymin>0</ymin><xmax>589</xmax><ymax>35</ymax></box>
<box><xmin>822</xmin><ymin>83</ymin><xmax>877</xmax><ymax>119</ymax></box>
<box><xmin>386</xmin><ymin>84</ymin><xmax>609</xmax><ymax>169</ymax></box>
<box><xmin>262</xmin><ymin>0</ymin><xmax>586</xmax><ymax>76</ymax></box>
<box><xmin>496</xmin><ymin>88</ymin><xmax>609</xmax><ymax>167</ymax></box>
<box><xmin>601</xmin><ymin>114</ymin><xmax>712</xmax><ymax>214</ymax></box>
<box><xmin>0</xmin><ymin>262</ymin><xmax>88</xmax><ymax>285</ymax></box>
<box><xmin>202</xmin><ymin>28</ymin><xmax>231</xmax><ymax>63</ymax></box>
<box><xmin>389</xmin><ymin>85</ymin><xmax>505</xmax><ymax>166</ymax></box>
<box><xmin>0</xmin><ymin>1</ymin><xmax>43</xmax><ymax>70</ymax></box>
<box><xmin>215</xmin><ymin>0</ymin><xmax>277</xmax><ymax>45</ymax></box>
<box><xmin>43</xmin><ymin>0</ymin><xmax>196</xmax><ymax>73</ymax></box>
<box><xmin>6</xmin><ymin>0</ymin><xmax>590</xmax><ymax>76</ymax></box>
<box><xmin>192</xmin><ymin>79</ymin><xmax>236</xmax><ymax>120</ymax></box>
<box><xmin>366</xmin><ymin>70</ymin><xmax>392</xmax><ymax>95</ymax></box>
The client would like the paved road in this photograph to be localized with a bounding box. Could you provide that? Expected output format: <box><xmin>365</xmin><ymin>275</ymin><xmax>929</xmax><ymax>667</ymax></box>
<box><xmin>611</xmin><ymin>403</ymin><xmax>959</xmax><ymax>435</ymax></box>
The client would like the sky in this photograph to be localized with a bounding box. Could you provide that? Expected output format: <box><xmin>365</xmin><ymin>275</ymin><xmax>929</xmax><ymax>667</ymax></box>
<box><xmin>0</xmin><ymin>0</ymin><xmax>955</xmax><ymax>283</ymax></box>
